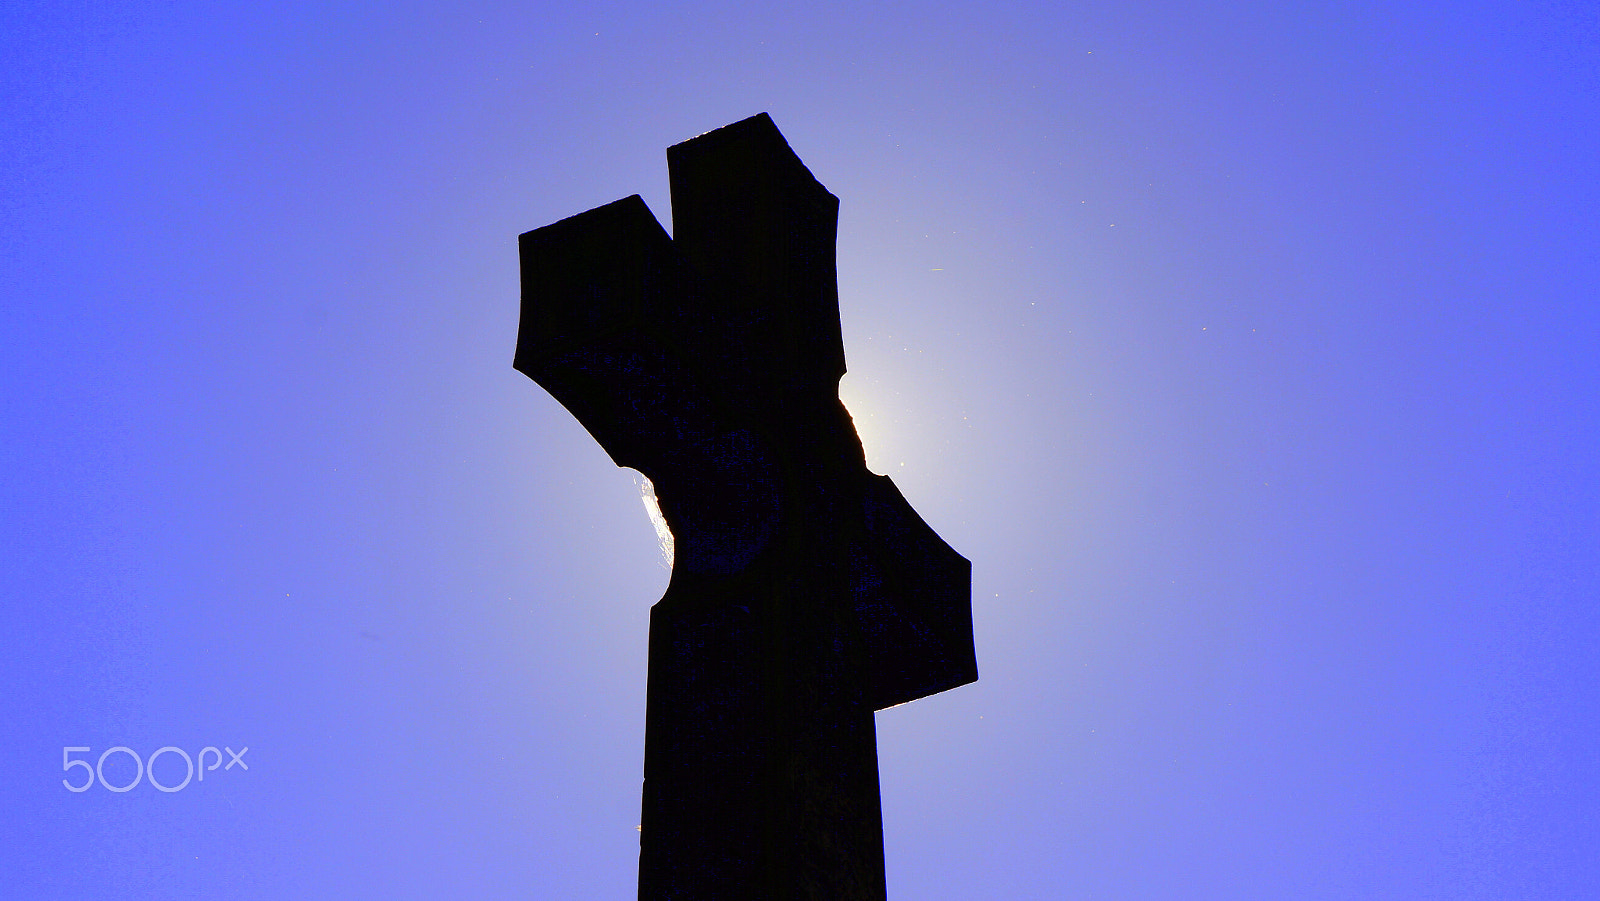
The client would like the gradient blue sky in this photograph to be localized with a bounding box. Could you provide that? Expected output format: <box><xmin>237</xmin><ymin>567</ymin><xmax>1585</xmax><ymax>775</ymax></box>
<box><xmin>4</xmin><ymin>2</ymin><xmax>1598</xmax><ymax>898</ymax></box>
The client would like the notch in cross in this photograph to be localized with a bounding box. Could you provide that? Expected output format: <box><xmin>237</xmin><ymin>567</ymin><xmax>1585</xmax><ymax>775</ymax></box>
<box><xmin>516</xmin><ymin>113</ymin><xmax>976</xmax><ymax>901</ymax></box>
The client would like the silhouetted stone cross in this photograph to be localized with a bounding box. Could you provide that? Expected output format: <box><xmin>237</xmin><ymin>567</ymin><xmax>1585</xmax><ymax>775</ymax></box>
<box><xmin>515</xmin><ymin>114</ymin><xmax>976</xmax><ymax>901</ymax></box>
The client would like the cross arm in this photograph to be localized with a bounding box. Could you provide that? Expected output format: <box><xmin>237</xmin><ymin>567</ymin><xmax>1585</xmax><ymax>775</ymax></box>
<box><xmin>514</xmin><ymin>194</ymin><xmax>728</xmax><ymax>477</ymax></box>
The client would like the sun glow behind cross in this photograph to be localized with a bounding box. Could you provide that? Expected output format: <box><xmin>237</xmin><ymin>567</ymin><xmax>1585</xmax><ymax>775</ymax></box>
<box><xmin>627</xmin><ymin>381</ymin><xmax>902</xmax><ymax>574</ymax></box>
<box><xmin>839</xmin><ymin>371</ymin><xmax>911</xmax><ymax>478</ymax></box>
<box><xmin>838</xmin><ymin>376</ymin><xmax>888</xmax><ymax>476</ymax></box>
<box><xmin>635</xmin><ymin>473</ymin><xmax>675</xmax><ymax>569</ymax></box>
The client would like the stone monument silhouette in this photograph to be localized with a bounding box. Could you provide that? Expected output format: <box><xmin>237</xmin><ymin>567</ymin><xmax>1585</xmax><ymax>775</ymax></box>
<box><xmin>516</xmin><ymin>113</ymin><xmax>976</xmax><ymax>900</ymax></box>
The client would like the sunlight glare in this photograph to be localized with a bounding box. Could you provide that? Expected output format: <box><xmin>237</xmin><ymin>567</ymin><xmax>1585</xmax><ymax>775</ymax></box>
<box><xmin>839</xmin><ymin>373</ymin><xmax>893</xmax><ymax>476</ymax></box>
<box><xmin>635</xmin><ymin>473</ymin><xmax>674</xmax><ymax>569</ymax></box>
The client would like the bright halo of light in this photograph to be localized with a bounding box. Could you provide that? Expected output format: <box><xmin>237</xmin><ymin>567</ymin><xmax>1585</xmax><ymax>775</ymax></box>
<box><xmin>838</xmin><ymin>372</ymin><xmax>894</xmax><ymax>476</ymax></box>
<box><xmin>634</xmin><ymin>473</ymin><xmax>674</xmax><ymax>569</ymax></box>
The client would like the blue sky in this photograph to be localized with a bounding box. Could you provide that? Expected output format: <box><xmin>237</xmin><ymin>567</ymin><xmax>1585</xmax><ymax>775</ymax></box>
<box><xmin>4</xmin><ymin>2</ymin><xmax>1597</xmax><ymax>897</ymax></box>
